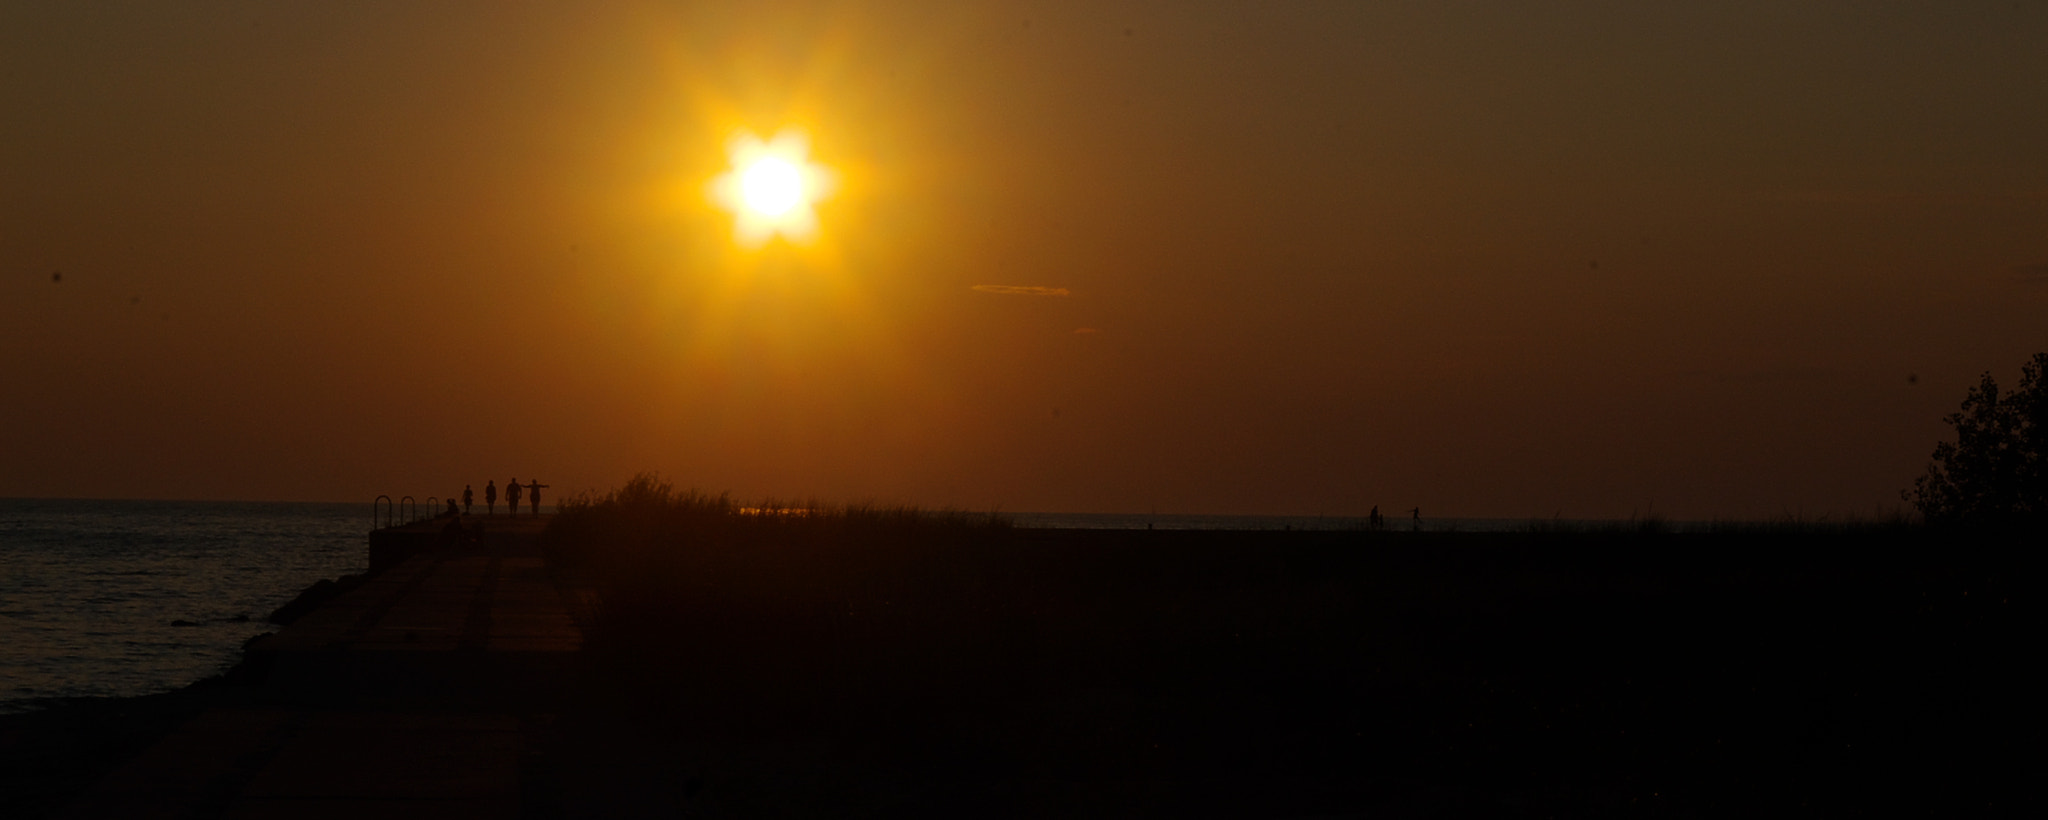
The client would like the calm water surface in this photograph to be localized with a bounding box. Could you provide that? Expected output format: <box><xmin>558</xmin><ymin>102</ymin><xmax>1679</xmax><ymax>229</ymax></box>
<box><xmin>0</xmin><ymin>499</ymin><xmax>366</xmax><ymax>712</ymax></box>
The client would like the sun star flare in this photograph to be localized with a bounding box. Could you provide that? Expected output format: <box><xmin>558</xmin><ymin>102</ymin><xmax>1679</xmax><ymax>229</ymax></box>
<box><xmin>712</xmin><ymin>130</ymin><xmax>834</xmax><ymax>248</ymax></box>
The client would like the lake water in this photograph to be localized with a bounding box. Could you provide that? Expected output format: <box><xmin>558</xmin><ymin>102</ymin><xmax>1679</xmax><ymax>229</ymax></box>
<box><xmin>0</xmin><ymin>499</ymin><xmax>367</xmax><ymax>712</ymax></box>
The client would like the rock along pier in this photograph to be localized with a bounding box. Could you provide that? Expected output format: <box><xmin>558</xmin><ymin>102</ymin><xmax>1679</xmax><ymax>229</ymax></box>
<box><xmin>60</xmin><ymin>513</ymin><xmax>593</xmax><ymax>819</ymax></box>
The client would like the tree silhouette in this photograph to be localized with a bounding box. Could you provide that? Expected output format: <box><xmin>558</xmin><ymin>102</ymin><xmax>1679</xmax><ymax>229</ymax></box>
<box><xmin>1907</xmin><ymin>352</ymin><xmax>2048</xmax><ymax>528</ymax></box>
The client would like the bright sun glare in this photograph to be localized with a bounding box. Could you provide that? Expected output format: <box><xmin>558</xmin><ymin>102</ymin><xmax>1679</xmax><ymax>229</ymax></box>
<box><xmin>713</xmin><ymin>130</ymin><xmax>832</xmax><ymax>248</ymax></box>
<box><xmin>740</xmin><ymin>158</ymin><xmax>803</xmax><ymax>216</ymax></box>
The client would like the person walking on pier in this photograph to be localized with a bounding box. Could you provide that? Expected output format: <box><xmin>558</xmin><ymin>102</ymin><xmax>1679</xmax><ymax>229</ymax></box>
<box><xmin>484</xmin><ymin>480</ymin><xmax>497</xmax><ymax>516</ymax></box>
<box><xmin>462</xmin><ymin>485</ymin><xmax>474</xmax><ymax>516</ymax></box>
<box><xmin>527</xmin><ymin>479</ymin><xmax>549</xmax><ymax>516</ymax></box>
<box><xmin>507</xmin><ymin>478</ymin><xmax>522</xmax><ymax>516</ymax></box>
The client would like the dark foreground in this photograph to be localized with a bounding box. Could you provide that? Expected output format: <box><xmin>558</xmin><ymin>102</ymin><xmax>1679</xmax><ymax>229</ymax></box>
<box><xmin>559</xmin><ymin>527</ymin><xmax>2033</xmax><ymax>816</ymax></box>
<box><xmin>7</xmin><ymin>525</ymin><xmax>2035</xmax><ymax>817</ymax></box>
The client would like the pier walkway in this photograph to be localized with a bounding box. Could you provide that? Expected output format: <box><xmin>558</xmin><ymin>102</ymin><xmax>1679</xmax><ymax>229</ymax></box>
<box><xmin>60</xmin><ymin>515</ymin><xmax>589</xmax><ymax>819</ymax></box>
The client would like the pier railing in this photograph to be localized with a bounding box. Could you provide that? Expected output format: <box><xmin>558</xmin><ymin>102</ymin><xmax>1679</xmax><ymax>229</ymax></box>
<box><xmin>368</xmin><ymin>493</ymin><xmax>442</xmax><ymax>570</ymax></box>
<box><xmin>373</xmin><ymin>493</ymin><xmax>469</xmax><ymax>531</ymax></box>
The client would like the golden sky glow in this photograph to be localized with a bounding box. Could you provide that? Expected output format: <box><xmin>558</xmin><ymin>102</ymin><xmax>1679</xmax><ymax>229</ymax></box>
<box><xmin>4</xmin><ymin>2</ymin><xmax>2047</xmax><ymax>517</ymax></box>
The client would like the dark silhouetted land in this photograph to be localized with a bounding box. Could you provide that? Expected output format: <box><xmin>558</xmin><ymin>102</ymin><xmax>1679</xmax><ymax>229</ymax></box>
<box><xmin>530</xmin><ymin>482</ymin><xmax>2033</xmax><ymax>815</ymax></box>
<box><xmin>9</xmin><ymin>493</ymin><xmax>2033</xmax><ymax>817</ymax></box>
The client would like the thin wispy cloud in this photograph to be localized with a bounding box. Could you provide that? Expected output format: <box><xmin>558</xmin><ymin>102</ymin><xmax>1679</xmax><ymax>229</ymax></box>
<box><xmin>972</xmin><ymin>285</ymin><xmax>1070</xmax><ymax>297</ymax></box>
<box><xmin>1756</xmin><ymin>189</ymin><xmax>2048</xmax><ymax>206</ymax></box>
<box><xmin>1673</xmin><ymin>366</ymin><xmax>1842</xmax><ymax>385</ymax></box>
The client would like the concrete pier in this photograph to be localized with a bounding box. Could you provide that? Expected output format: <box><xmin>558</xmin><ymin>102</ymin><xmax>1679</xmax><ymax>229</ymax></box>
<box><xmin>60</xmin><ymin>514</ymin><xmax>585</xmax><ymax>819</ymax></box>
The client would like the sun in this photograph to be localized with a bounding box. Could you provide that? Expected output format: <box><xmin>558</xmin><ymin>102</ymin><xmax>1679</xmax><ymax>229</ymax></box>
<box><xmin>712</xmin><ymin>130</ymin><xmax>834</xmax><ymax>248</ymax></box>
<box><xmin>740</xmin><ymin>157</ymin><xmax>803</xmax><ymax>216</ymax></box>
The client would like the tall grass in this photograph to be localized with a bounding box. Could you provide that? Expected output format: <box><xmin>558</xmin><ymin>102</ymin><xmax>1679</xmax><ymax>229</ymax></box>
<box><xmin>541</xmin><ymin>473</ymin><xmax>1013</xmax><ymax>637</ymax></box>
<box><xmin>532</xmin><ymin>475</ymin><xmax>2028</xmax><ymax>814</ymax></box>
<box><xmin>1522</xmin><ymin>510</ymin><xmax>1923</xmax><ymax>536</ymax></box>
<box><xmin>1523</xmin><ymin>511</ymin><xmax>1675</xmax><ymax>536</ymax></box>
<box><xmin>545</xmin><ymin>473</ymin><xmax>1008</xmax><ymax>561</ymax></box>
<box><xmin>1691</xmin><ymin>510</ymin><xmax>1920</xmax><ymax>536</ymax></box>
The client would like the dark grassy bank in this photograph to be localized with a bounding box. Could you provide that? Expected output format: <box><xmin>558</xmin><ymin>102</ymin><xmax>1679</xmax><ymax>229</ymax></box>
<box><xmin>541</xmin><ymin>479</ymin><xmax>2035</xmax><ymax>816</ymax></box>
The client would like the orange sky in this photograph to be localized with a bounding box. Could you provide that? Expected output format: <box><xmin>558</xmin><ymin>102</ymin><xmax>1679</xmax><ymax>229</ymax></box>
<box><xmin>5</xmin><ymin>1</ymin><xmax>2046</xmax><ymax>518</ymax></box>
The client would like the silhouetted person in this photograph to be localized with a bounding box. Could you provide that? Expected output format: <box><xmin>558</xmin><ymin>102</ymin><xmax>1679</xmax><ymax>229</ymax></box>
<box><xmin>1409</xmin><ymin>507</ymin><xmax>1420</xmax><ymax>532</ymax></box>
<box><xmin>527</xmin><ymin>479</ymin><xmax>549</xmax><ymax>516</ymax></box>
<box><xmin>507</xmin><ymin>478</ymin><xmax>522</xmax><ymax>515</ymax></box>
<box><xmin>484</xmin><ymin>480</ymin><xmax>497</xmax><ymax>515</ymax></box>
<box><xmin>444</xmin><ymin>498</ymin><xmax>459</xmax><ymax>518</ymax></box>
<box><xmin>440</xmin><ymin>513</ymin><xmax>467</xmax><ymax>548</ymax></box>
<box><xmin>1369</xmin><ymin>506</ymin><xmax>1383</xmax><ymax>530</ymax></box>
<box><xmin>462</xmin><ymin>485</ymin><xmax>473</xmax><ymax>515</ymax></box>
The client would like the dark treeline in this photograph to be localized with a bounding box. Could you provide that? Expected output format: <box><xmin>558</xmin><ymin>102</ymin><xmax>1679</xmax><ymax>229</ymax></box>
<box><xmin>541</xmin><ymin>475</ymin><xmax>2032</xmax><ymax>816</ymax></box>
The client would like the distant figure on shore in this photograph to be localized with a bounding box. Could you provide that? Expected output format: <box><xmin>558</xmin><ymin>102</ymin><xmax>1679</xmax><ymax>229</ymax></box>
<box><xmin>484</xmin><ymin>480</ymin><xmax>497</xmax><ymax>516</ymax></box>
<box><xmin>440</xmin><ymin>512</ymin><xmax>473</xmax><ymax>548</ymax></box>
<box><xmin>507</xmin><ymin>478</ymin><xmax>522</xmax><ymax>515</ymax></box>
<box><xmin>462</xmin><ymin>485</ymin><xmax>474</xmax><ymax>515</ymax></box>
<box><xmin>443</xmin><ymin>498</ymin><xmax>459</xmax><ymax>518</ymax></box>
<box><xmin>1409</xmin><ymin>507</ymin><xmax>1420</xmax><ymax>532</ymax></box>
<box><xmin>527</xmin><ymin>479</ymin><xmax>549</xmax><ymax>516</ymax></box>
<box><xmin>1368</xmin><ymin>506</ymin><xmax>1383</xmax><ymax>530</ymax></box>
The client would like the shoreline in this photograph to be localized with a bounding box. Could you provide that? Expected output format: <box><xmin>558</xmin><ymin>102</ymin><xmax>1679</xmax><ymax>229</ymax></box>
<box><xmin>0</xmin><ymin>564</ymin><xmax>376</xmax><ymax>819</ymax></box>
<box><xmin>20</xmin><ymin>512</ymin><xmax>573</xmax><ymax>818</ymax></box>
